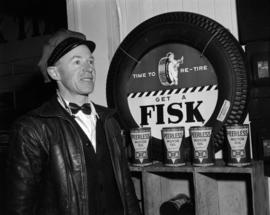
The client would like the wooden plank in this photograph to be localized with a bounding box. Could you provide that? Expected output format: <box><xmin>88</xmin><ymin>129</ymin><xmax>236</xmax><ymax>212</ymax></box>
<box><xmin>212</xmin><ymin>0</ymin><xmax>238</xmax><ymax>39</ymax></box>
<box><xmin>130</xmin><ymin>161</ymin><xmax>268</xmax><ymax>215</ymax></box>
<box><xmin>66</xmin><ymin>0</ymin><xmax>80</xmax><ymax>30</ymax></box>
<box><xmin>125</xmin><ymin>0</ymin><xmax>142</xmax><ymax>34</ymax></box>
<box><xmin>228</xmin><ymin>0</ymin><xmax>238</xmax><ymax>39</ymax></box>
<box><xmin>116</xmin><ymin>0</ymin><xmax>128</xmax><ymax>41</ymax></box>
<box><xmin>251</xmin><ymin>161</ymin><xmax>269</xmax><ymax>215</ymax></box>
<box><xmin>130</xmin><ymin>161</ymin><xmax>254</xmax><ymax>173</ymax></box>
<box><xmin>105</xmin><ymin>0</ymin><xmax>121</xmax><ymax>61</ymax></box>
<box><xmin>115</xmin><ymin>0</ymin><xmax>239</xmax><ymax>45</ymax></box>
<box><xmin>194</xmin><ymin>172</ymin><xmax>219</xmax><ymax>215</ymax></box>
<box><xmin>130</xmin><ymin>162</ymin><xmax>194</xmax><ymax>172</ymax></box>
<box><xmin>196</xmin><ymin>166</ymin><xmax>253</xmax><ymax>174</ymax></box>
<box><xmin>198</xmin><ymin>0</ymin><xmax>215</xmax><ymax>18</ymax></box>
<box><xmin>141</xmin><ymin>0</ymin><xmax>154</xmax><ymax>22</ymax></box>
<box><xmin>151</xmin><ymin>0</ymin><xmax>168</xmax><ymax>17</ymax></box>
<box><xmin>182</xmin><ymin>0</ymin><xmax>199</xmax><ymax>13</ymax></box>
<box><xmin>213</xmin><ymin>0</ymin><xmax>231</xmax><ymax>29</ymax></box>
<box><xmin>142</xmin><ymin>172</ymin><xmax>162</xmax><ymax>215</ymax></box>
<box><xmin>167</xmin><ymin>0</ymin><xmax>182</xmax><ymax>12</ymax></box>
<box><xmin>142</xmin><ymin>171</ymin><xmax>192</xmax><ymax>215</ymax></box>
<box><xmin>218</xmin><ymin>180</ymin><xmax>248</xmax><ymax>215</ymax></box>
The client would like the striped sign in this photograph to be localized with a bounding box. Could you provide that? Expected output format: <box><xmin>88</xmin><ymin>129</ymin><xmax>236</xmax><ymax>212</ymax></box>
<box><xmin>127</xmin><ymin>85</ymin><xmax>218</xmax><ymax>139</ymax></box>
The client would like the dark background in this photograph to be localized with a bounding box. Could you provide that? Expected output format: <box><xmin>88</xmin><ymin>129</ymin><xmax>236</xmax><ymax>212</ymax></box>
<box><xmin>0</xmin><ymin>0</ymin><xmax>67</xmax><ymax>213</ymax></box>
<box><xmin>236</xmin><ymin>0</ymin><xmax>270</xmax><ymax>44</ymax></box>
<box><xmin>236</xmin><ymin>0</ymin><xmax>270</xmax><ymax>167</ymax></box>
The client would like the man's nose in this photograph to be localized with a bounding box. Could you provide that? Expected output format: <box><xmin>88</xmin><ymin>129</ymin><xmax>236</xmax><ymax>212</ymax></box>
<box><xmin>83</xmin><ymin>61</ymin><xmax>94</xmax><ymax>72</ymax></box>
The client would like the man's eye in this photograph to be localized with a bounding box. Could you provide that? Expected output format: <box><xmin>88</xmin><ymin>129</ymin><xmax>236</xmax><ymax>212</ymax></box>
<box><xmin>74</xmin><ymin>60</ymin><xmax>81</xmax><ymax>65</ymax></box>
<box><xmin>88</xmin><ymin>59</ymin><xmax>94</xmax><ymax>65</ymax></box>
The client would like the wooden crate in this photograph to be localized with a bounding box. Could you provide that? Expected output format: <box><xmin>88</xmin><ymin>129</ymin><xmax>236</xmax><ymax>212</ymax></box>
<box><xmin>130</xmin><ymin>161</ymin><xmax>269</xmax><ymax>215</ymax></box>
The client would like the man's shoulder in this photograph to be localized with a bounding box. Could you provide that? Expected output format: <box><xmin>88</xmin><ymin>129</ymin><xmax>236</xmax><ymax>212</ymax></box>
<box><xmin>13</xmin><ymin>96</ymin><xmax>59</xmax><ymax>124</ymax></box>
<box><xmin>93</xmin><ymin>103</ymin><xmax>116</xmax><ymax>117</ymax></box>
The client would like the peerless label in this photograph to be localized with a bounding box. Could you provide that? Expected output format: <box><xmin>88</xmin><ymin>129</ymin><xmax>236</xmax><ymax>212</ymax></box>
<box><xmin>127</xmin><ymin>44</ymin><xmax>218</xmax><ymax>140</ymax></box>
<box><xmin>190</xmin><ymin>126</ymin><xmax>214</xmax><ymax>166</ymax></box>
<box><xmin>130</xmin><ymin>127</ymin><xmax>152</xmax><ymax>166</ymax></box>
<box><xmin>162</xmin><ymin>127</ymin><xmax>185</xmax><ymax>166</ymax></box>
<box><xmin>226</xmin><ymin>125</ymin><xmax>250</xmax><ymax>166</ymax></box>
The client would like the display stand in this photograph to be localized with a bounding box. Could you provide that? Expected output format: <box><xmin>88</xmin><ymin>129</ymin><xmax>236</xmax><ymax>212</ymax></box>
<box><xmin>130</xmin><ymin>160</ymin><xmax>268</xmax><ymax>215</ymax></box>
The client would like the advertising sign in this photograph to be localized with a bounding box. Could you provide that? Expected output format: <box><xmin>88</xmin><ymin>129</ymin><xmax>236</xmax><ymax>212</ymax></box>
<box><xmin>127</xmin><ymin>44</ymin><xmax>218</xmax><ymax>139</ymax></box>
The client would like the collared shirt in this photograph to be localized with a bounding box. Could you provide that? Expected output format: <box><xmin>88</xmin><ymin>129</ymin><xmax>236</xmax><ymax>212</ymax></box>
<box><xmin>57</xmin><ymin>93</ymin><xmax>99</xmax><ymax>152</ymax></box>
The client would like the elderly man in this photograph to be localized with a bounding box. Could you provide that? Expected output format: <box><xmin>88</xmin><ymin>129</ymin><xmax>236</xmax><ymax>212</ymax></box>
<box><xmin>6</xmin><ymin>29</ymin><xmax>141</xmax><ymax>215</ymax></box>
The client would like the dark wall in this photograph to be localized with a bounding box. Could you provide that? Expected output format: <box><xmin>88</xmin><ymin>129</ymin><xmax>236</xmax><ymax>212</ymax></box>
<box><xmin>0</xmin><ymin>1</ymin><xmax>67</xmax><ymax>214</ymax></box>
<box><xmin>0</xmin><ymin>0</ymin><xmax>67</xmax><ymax>42</ymax></box>
<box><xmin>237</xmin><ymin>0</ymin><xmax>270</xmax><ymax>44</ymax></box>
<box><xmin>245</xmin><ymin>42</ymin><xmax>270</xmax><ymax>165</ymax></box>
<box><xmin>237</xmin><ymin>0</ymin><xmax>270</xmax><ymax>165</ymax></box>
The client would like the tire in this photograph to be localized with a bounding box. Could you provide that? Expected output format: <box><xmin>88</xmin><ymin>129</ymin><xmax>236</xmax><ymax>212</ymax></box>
<box><xmin>106</xmin><ymin>12</ymin><xmax>248</xmax><ymax>155</ymax></box>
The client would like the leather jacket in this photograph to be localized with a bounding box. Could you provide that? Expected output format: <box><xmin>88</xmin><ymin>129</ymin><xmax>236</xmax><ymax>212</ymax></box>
<box><xmin>6</xmin><ymin>96</ymin><xmax>141</xmax><ymax>215</ymax></box>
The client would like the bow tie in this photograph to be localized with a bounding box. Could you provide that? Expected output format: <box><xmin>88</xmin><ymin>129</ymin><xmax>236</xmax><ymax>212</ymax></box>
<box><xmin>69</xmin><ymin>102</ymin><xmax>91</xmax><ymax>115</ymax></box>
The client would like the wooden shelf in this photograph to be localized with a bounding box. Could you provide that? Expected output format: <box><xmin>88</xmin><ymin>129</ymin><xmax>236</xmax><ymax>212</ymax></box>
<box><xmin>130</xmin><ymin>160</ymin><xmax>269</xmax><ymax>215</ymax></box>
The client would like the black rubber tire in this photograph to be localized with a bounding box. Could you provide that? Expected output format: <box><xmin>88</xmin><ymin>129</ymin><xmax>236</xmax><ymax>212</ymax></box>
<box><xmin>106</xmin><ymin>12</ymin><xmax>249</xmax><ymax>152</ymax></box>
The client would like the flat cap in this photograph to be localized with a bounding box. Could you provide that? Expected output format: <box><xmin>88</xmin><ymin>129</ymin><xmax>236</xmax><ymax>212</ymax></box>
<box><xmin>38</xmin><ymin>29</ymin><xmax>96</xmax><ymax>82</ymax></box>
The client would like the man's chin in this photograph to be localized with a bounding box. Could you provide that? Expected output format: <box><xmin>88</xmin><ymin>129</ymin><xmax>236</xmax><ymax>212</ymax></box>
<box><xmin>85</xmin><ymin>88</ymin><xmax>95</xmax><ymax>95</ymax></box>
<box><xmin>79</xmin><ymin>85</ymin><xmax>95</xmax><ymax>95</ymax></box>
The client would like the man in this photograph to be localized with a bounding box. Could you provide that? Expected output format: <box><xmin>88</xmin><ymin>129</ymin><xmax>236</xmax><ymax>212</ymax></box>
<box><xmin>6</xmin><ymin>29</ymin><xmax>141</xmax><ymax>215</ymax></box>
<box><xmin>166</xmin><ymin>52</ymin><xmax>183</xmax><ymax>86</ymax></box>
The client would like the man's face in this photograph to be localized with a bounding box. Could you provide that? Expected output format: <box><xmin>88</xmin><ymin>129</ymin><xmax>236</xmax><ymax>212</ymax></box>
<box><xmin>55</xmin><ymin>45</ymin><xmax>96</xmax><ymax>98</ymax></box>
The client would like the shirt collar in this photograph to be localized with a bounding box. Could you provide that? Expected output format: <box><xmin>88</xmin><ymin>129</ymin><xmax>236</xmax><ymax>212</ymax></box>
<box><xmin>56</xmin><ymin>90</ymin><xmax>99</xmax><ymax>119</ymax></box>
<box><xmin>88</xmin><ymin>100</ymin><xmax>99</xmax><ymax>119</ymax></box>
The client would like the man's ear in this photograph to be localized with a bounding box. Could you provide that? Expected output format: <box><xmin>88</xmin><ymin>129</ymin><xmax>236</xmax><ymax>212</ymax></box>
<box><xmin>47</xmin><ymin>66</ymin><xmax>60</xmax><ymax>81</ymax></box>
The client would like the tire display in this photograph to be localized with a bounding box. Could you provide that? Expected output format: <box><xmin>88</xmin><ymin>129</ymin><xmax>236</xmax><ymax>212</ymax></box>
<box><xmin>106</xmin><ymin>12</ymin><xmax>248</xmax><ymax>157</ymax></box>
